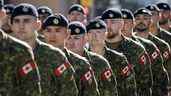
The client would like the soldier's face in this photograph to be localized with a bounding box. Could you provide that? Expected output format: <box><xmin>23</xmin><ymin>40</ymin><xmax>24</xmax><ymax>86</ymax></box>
<box><xmin>134</xmin><ymin>14</ymin><xmax>152</xmax><ymax>32</ymax></box>
<box><xmin>1</xmin><ymin>15</ymin><xmax>12</xmax><ymax>33</ymax></box>
<box><xmin>105</xmin><ymin>19</ymin><xmax>123</xmax><ymax>39</ymax></box>
<box><xmin>65</xmin><ymin>34</ymin><xmax>86</xmax><ymax>53</ymax></box>
<box><xmin>151</xmin><ymin>11</ymin><xmax>160</xmax><ymax>24</ymax></box>
<box><xmin>122</xmin><ymin>19</ymin><xmax>134</xmax><ymax>37</ymax></box>
<box><xmin>11</xmin><ymin>15</ymin><xmax>38</xmax><ymax>42</ymax></box>
<box><xmin>88</xmin><ymin>29</ymin><xmax>106</xmax><ymax>46</ymax></box>
<box><xmin>68</xmin><ymin>11</ymin><xmax>85</xmax><ymax>22</ymax></box>
<box><xmin>159</xmin><ymin>10</ymin><xmax>170</xmax><ymax>24</ymax></box>
<box><xmin>43</xmin><ymin>26</ymin><xmax>68</xmax><ymax>47</ymax></box>
<box><xmin>38</xmin><ymin>14</ymin><xmax>49</xmax><ymax>23</ymax></box>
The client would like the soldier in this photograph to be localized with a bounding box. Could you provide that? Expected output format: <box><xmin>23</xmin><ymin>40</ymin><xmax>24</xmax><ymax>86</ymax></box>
<box><xmin>37</xmin><ymin>6</ymin><xmax>53</xmax><ymax>41</ymax></box>
<box><xmin>101</xmin><ymin>8</ymin><xmax>153</xmax><ymax>96</ymax></box>
<box><xmin>0</xmin><ymin>1</ymin><xmax>41</xmax><ymax>96</ymax></box>
<box><xmin>2</xmin><ymin>4</ymin><xmax>14</xmax><ymax>34</ymax></box>
<box><xmin>121</xmin><ymin>8</ymin><xmax>168</xmax><ymax>96</ymax></box>
<box><xmin>134</xmin><ymin>8</ymin><xmax>170</xmax><ymax>96</ymax></box>
<box><xmin>156</xmin><ymin>2</ymin><xmax>171</xmax><ymax>32</ymax></box>
<box><xmin>86</xmin><ymin>18</ymin><xmax>137</xmax><ymax>96</ymax></box>
<box><xmin>10</xmin><ymin>3</ymin><xmax>78</xmax><ymax>96</ymax></box>
<box><xmin>67</xmin><ymin>4</ymin><xmax>87</xmax><ymax>25</ymax></box>
<box><xmin>37</xmin><ymin>6</ymin><xmax>53</xmax><ymax>23</ymax></box>
<box><xmin>41</xmin><ymin>14</ymin><xmax>100</xmax><ymax>96</ymax></box>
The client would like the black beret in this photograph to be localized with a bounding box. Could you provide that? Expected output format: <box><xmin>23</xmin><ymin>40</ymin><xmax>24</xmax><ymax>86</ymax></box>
<box><xmin>42</xmin><ymin>14</ymin><xmax>68</xmax><ymax>29</ymax></box>
<box><xmin>37</xmin><ymin>6</ymin><xmax>53</xmax><ymax>16</ymax></box>
<box><xmin>68</xmin><ymin>21</ymin><xmax>86</xmax><ymax>35</ymax></box>
<box><xmin>86</xmin><ymin>19</ymin><xmax>106</xmax><ymax>32</ymax></box>
<box><xmin>145</xmin><ymin>4</ymin><xmax>160</xmax><ymax>12</ymax></box>
<box><xmin>102</xmin><ymin>8</ymin><xmax>122</xmax><ymax>20</ymax></box>
<box><xmin>121</xmin><ymin>9</ymin><xmax>134</xmax><ymax>20</ymax></box>
<box><xmin>11</xmin><ymin>3</ymin><xmax>38</xmax><ymax>22</ymax></box>
<box><xmin>4</xmin><ymin>4</ymin><xmax>15</xmax><ymax>14</ymax></box>
<box><xmin>0</xmin><ymin>0</ymin><xmax>3</xmax><ymax>9</ymax></box>
<box><xmin>134</xmin><ymin>8</ymin><xmax>152</xmax><ymax>17</ymax></box>
<box><xmin>156</xmin><ymin>2</ymin><xmax>171</xmax><ymax>11</ymax></box>
<box><xmin>68</xmin><ymin>4</ymin><xmax>85</xmax><ymax>14</ymax></box>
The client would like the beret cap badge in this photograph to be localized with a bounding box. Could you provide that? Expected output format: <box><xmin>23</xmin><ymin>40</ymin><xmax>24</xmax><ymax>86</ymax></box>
<box><xmin>23</xmin><ymin>6</ymin><xmax>29</xmax><ymax>12</ymax></box>
<box><xmin>53</xmin><ymin>19</ymin><xmax>59</xmax><ymax>24</ymax></box>
<box><xmin>75</xmin><ymin>28</ymin><xmax>80</xmax><ymax>34</ymax></box>
<box><xmin>109</xmin><ymin>13</ymin><xmax>114</xmax><ymax>18</ymax></box>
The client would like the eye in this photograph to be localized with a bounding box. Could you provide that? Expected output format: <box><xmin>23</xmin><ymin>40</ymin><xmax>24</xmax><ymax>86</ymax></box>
<box><xmin>24</xmin><ymin>18</ymin><xmax>31</xmax><ymax>23</ymax></box>
<box><xmin>13</xmin><ymin>19</ymin><xmax>20</xmax><ymax>23</ymax></box>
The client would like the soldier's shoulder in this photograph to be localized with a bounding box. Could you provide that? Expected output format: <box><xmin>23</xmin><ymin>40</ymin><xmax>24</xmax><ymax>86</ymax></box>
<box><xmin>160</xmin><ymin>28</ymin><xmax>171</xmax><ymax>37</ymax></box>
<box><xmin>105</xmin><ymin>47</ymin><xmax>125</xmax><ymax>57</ymax></box>
<box><xmin>125</xmin><ymin>37</ymin><xmax>145</xmax><ymax>50</ymax></box>
<box><xmin>137</xmin><ymin>36</ymin><xmax>155</xmax><ymax>45</ymax></box>
<box><xmin>87</xmin><ymin>51</ymin><xmax>109</xmax><ymax>65</ymax></box>
<box><xmin>153</xmin><ymin>34</ymin><xmax>169</xmax><ymax>47</ymax></box>
<box><xmin>67</xmin><ymin>49</ymin><xmax>89</xmax><ymax>63</ymax></box>
<box><xmin>37</xmin><ymin>40</ymin><xmax>66</xmax><ymax>57</ymax></box>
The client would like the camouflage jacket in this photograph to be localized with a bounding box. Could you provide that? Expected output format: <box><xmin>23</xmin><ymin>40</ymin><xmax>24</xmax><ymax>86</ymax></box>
<box><xmin>106</xmin><ymin>36</ymin><xmax>153</xmax><ymax>96</ymax></box>
<box><xmin>133</xmin><ymin>36</ymin><xmax>168</xmax><ymax>89</ymax></box>
<box><xmin>63</xmin><ymin>48</ymin><xmax>100</xmax><ymax>96</ymax></box>
<box><xmin>104</xmin><ymin>47</ymin><xmax>137</xmax><ymax>96</ymax></box>
<box><xmin>156</xmin><ymin>28</ymin><xmax>171</xmax><ymax>84</ymax></box>
<box><xmin>33</xmin><ymin>40</ymin><xmax>78</xmax><ymax>96</ymax></box>
<box><xmin>0</xmin><ymin>31</ymin><xmax>41</xmax><ymax>96</ymax></box>
<box><xmin>148</xmin><ymin>33</ymin><xmax>170</xmax><ymax>94</ymax></box>
<box><xmin>83</xmin><ymin>48</ymin><xmax>118</xmax><ymax>96</ymax></box>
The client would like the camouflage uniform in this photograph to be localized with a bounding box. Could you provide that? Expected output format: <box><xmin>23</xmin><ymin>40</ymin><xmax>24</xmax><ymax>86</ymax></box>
<box><xmin>106</xmin><ymin>36</ymin><xmax>153</xmax><ymax>96</ymax></box>
<box><xmin>63</xmin><ymin>48</ymin><xmax>100</xmax><ymax>96</ymax></box>
<box><xmin>104</xmin><ymin>47</ymin><xmax>137</xmax><ymax>96</ymax></box>
<box><xmin>132</xmin><ymin>35</ymin><xmax>168</xmax><ymax>96</ymax></box>
<box><xmin>147</xmin><ymin>33</ymin><xmax>170</xmax><ymax>95</ymax></box>
<box><xmin>33</xmin><ymin>39</ymin><xmax>78</xmax><ymax>96</ymax></box>
<box><xmin>83</xmin><ymin>48</ymin><xmax>118</xmax><ymax>96</ymax></box>
<box><xmin>0</xmin><ymin>31</ymin><xmax>41</xmax><ymax>96</ymax></box>
<box><xmin>156</xmin><ymin>28</ymin><xmax>171</xmax><ymax>84</ymax></box>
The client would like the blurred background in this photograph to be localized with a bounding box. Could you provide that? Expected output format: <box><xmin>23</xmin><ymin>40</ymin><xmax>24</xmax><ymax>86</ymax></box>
<box><xmin>5</xmin><ymin>0</ymin><xmax>171</xmax><ymax>18</ymax></box>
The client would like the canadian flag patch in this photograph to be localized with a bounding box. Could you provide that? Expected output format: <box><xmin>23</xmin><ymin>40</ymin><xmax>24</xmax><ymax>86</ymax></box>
<box><xmin>163</xmin><ymin>50</ymin><xmax>169</xmax><ymax>60</ymax></box>
<box><xmin>101</xmin><ymin>69</ymin><xmax>112</xmax><ymax>80</ymax></box>
<box><xmin>121</xmin><ymin>64</ymin><xmax>132</xmax><ymax>76</ymax></box>
<box><xmin>19</xmin><ymin>61</ymin><xmax>36</xmax><ymax>76</ymax></box>
<box><xmin>151</xmin><ymin>51</ymin><xmax>158</xmax><ymax>60</ymax></box>
<box><xmin>81</xmin><ymin>70</ymin><xmax>92</xmax><ymax>81</ymax></box>
<box><xmin>54</xmin><ymin>62</ymin><xmax>70</xmax><ymax>77</ymax></box>
<box><xmin>139</xmin><ymin>54</ymin><xmax>146</xmax><ymax>65</ymax></box>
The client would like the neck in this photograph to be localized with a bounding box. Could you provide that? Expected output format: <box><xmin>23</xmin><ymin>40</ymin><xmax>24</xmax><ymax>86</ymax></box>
<box><xmin>91</xmin><ymin>43</ymin><xmax>105</xmax><ymax>55</ymax></box>
<box><xmin>150</xmin><ymin>23</ymin><xmax>159</xmax><ymax>35</ymax></box>
<box><xmin>27</xmin><ymin>38</ymin><xmax>37</xmax><ymax>49</ymax></box>
<box><xmin>135</xmin><ymin>31</ymin><xmax>149</xmax><ymax>39</ymax></box>
<box><xmin>106</xmin><ymin>32</ymin><xmax>122</xmax><ymax>43</ymax></box>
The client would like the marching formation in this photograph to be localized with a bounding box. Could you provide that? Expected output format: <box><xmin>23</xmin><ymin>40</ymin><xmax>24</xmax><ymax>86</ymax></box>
<box><xmin>0</xmin><ymin>0</ymin><xmax>171</xmax><ymax>96</ymax></box>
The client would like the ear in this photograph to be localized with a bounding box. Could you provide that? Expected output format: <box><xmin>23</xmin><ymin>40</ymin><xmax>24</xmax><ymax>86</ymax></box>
<box><xmin>34</xmin><ymin>19</ymin><xmax>42</xmax><ymax>30</ymax></box>
<box><xmin>0</xmin><ymin>8</ymin><xmax>6</xmax><ymax>20</ymax></box>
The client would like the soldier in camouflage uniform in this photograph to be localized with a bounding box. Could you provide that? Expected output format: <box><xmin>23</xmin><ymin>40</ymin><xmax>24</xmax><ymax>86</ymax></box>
<box><xmin>146</xmin><ymin>5</ymin><xmax>171</xmax><ymax>88</ymax></box>
<box><xmin>0</xmin><ymin>1</ymin><xmax>41</xmax><ymax>95</ymax></box>
<box><xmin>2</xmin><ymin>4</ymin><xmax>14</xmax><ymax>34</ymax></box>
<box><xmin>134</xmin><ymin>8</ymin><xmax>170</xmax><ymax>96</ymax></box>
<box><xmin>10</xmin><ymin>3</ymin><xmax>78</xmax><ymax>96</ymax></box>
<box><xmin>42</xmin><ymin>14</ymin><xmax>100</xmax><ymax>96</ymax></box>
<box><xmin>67</xmin><ymin>4</ymin><xmax>87</xmax><ymax>25</ymax></box>
<box><xmin>121</xmin><ymin>8</ymin><xmax>168</xmax><ymax>96</ymax></box>
<box><xmin>156</xmin><ymin>2</ymin><xmax>171</xmax><ymax>32</ymax></box>
<box><xmin>101</xmin><ymin>8</ymin><xmax>153</xmax><ymax>96</ymax></box>
<box><xmin>86</xmin><ymin>18</ymin><xmax>137</xmax><ymax>96</ymax></box>
<box><xmin>66</xmin><ymin>21</ymin><xmax>116</xmax><ymax>96</ymax></box>
<box><xmin>37</xmin><ymin>6</ymin><xmax>53</xmax><ymax>42</ymax></box>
